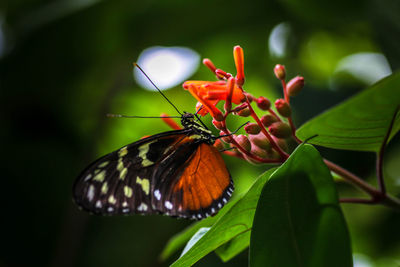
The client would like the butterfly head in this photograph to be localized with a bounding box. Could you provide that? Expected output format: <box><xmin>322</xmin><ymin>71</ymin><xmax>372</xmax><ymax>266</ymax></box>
<box><xmin>181</xmin><ymin>112</ymin><xmax>214</xmax><ymax>143</ymax></box>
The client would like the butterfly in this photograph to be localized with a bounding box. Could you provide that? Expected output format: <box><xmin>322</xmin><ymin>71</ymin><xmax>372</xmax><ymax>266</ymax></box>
<box><xmin>73</xmin><ymin>112</ymin><xmax>234</xmax><ymax>220</ymax></box>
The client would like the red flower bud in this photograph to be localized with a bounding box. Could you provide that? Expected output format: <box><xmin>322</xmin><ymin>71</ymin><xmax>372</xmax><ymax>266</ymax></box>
<box><xmin>243</xmin><ymin>154</ymin><xmax>263</xmax><ymax>165</ymax></box>
<box><xmin>213</xmin><ymin>139</ymin><xmax>225</xmax><ymax>151</ymax></box>
<box><xmin>234</xmin><ymin>46</ymin><xmax>245</xmax><ymax>86</ymax></box>
<box><xmin>235</xmin><ymin>134</ymin><xmax>251</xmax><ymax>152</ymax></box>
<box><xmin>251</xmin><ymin>145</ymin><xmax>268</xmax><ymax>158</ymax></box>
<box><xmin>266</xmin><ymin>148</ymin><xmax>281</xmax><ymax>160</ymax></box>
<box><xmin>244</xmin><ymin>92</ymin><xmax>254</xmax><ymax>103</ymax></box>
<box><xmin>236</xmin><ymin>107</ymin><xmax>251</xmax><ymax>117</ymax></box>
<box><xmin>268</xmin><ymin>122</ymin><xmax>291</xmax><ymax>138</ymax></box>
<box><xmin>215</xmin><ymin>69</ymin><xmax>232</xmax><ymax>79</ymax></box>
<box><xmin>203</xmin><ymin>58</ymin><xmax>217</xmax><ymax>73</ymax></box>
<box><xmin>273</xmin><ymin>136</ymin><xmax>288</xmax><ymax>152</ymax></box>
<box><xmin>274</xmin><ymin>64</ymin><xmax>286</xmax><ymax>80</ymax></box>
<box><xmin>212</xmin><ymin>119</ymin><xmax>224</xmax><ymax>130</ymax></box>
<box><xmin>249</xmin><ymin>132</ymin><xmax>271</xmax><ymax>150</ymax></box>
<box><xmin>260</xmin><ymin>114</ymin><xmax>278</xmax><ymax>127</ymax></box>
<box><xmin>244</xmin><ymin>123</ymin><xmax>261</xmax><ymax>135</ymax></box>
<box><xmin>220</xmin><ymin>131</ymin><xmax>233</xmax><ymax>143</ymax></box>
<box><xmin>256</xmin><ymin>96</ymin><xmax>271</xmax><ymax>110</ymax></box>
<box><xmin>287</xmin><ymin>76</ymin><xmax>304</xmax><ymax>97</ymax></box>
<box><xmin>275</xmin><ymin>98</ymin><xmax>291</xmax><ymax>117</ymax></box>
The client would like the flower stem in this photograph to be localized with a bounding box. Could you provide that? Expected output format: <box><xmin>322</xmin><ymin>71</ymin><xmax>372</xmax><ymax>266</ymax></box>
<box><xmin>376</xmin><ymin>106</ymin><xmax>399</xmax><ymax>195</ymax></box>
<box><xmin>268</xmin><ymin>108</ymin><xmax>282</xmax><ymax>122</ymax></box>
<box><xmin>325</xmin><ymin>159</ymin><xmax>400</xmax><ymax>210</ymax></box>
<box><xmin>245</xmin><ymin>98</ymin><xmax>289</xmax><ymax>160</ymax></box>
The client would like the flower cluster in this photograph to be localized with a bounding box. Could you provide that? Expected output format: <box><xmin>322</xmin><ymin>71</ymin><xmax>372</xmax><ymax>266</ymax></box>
<box><xmin>172</xmin><ymin>46</ymin><xmax>304</xmax><ymax>164</ymax></box>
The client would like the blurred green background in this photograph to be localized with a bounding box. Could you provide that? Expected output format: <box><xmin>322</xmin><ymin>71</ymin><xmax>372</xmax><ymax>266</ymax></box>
<box><xmin>1</xmin><ymin>0</ymin><xmax>400</xmax><ymax>266</ymax></box>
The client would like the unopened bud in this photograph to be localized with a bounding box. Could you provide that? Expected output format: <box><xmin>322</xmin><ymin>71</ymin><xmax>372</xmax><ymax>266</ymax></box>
<box><xmin>274</xmin><ymin>64</ymin><xmax>286</xmax><ymax>80</ymax></box>
<box><xmin>215</xmin><ymin>69</ymin><xmax>231</xmax><ymax>79</ymax></box>
<box><xmin>266</xmin><ymin>149</ymin><xmax>281</xmax><ymax>160</ymax></box>
<box><xmin>213</xmin><ymin>139</ymin><xmax>225</xmax><ymax>151</ymax></box>
<box><xmin>287</xmin><ymin>76</ymin><xmax>304</xmax><ymax>97</ymax></box>
<box><xmin>260</xmin><ymin>114</ymin><xmax>278</xmax><ymax>127</ymax></box>
<box><xmin>273</xmin><ymin>136</ymin><xmax>288</xmax><ymax>152</ymax></box>
<box><xmin>243</xmin><ymin>154</ymin><xmax>263</xmax><ymax>165</ymax></box>
<box><xmin>256</xmin><ymin>96</ymin><xmax>271</xmax><ymax>110</ymax></box>
<box><xmin>220</xmin><ymin>131</ymin><xmax>232</xmax><ymax>143</ymax></box>
<box><xmin>244</xmin><ymin>92</ymin><xmax>254</xmax><ymax>103</ymax></box>
<box><xmin>235</xmin><ymin>134</ymin><xmax>251</xmax><ymax>152</ymax></box>
<box><xmin>275</xmin><ymin>99</ymin><xmax>291</xmax><ymax>117</ymax></box>
<box><xmin>269</xmin><ymin>122</ymin><xmax>291</xmax><ymax>138</ymax></box>
<box><xmin>251</xmin><ymin>145</ymin><xmax>268</xmax><ymax>158</ymax></box>
<box><xmin>203</xmin><ymin>58</ymin><xmax>217</xmax><ymax>73</ymax></box>
<box><xmin>212</xmin><ymin>119</ymin><xmax>224</xmax><ymax>130</ymax></box>
<box><xmin>249</xmin><ymin>132</ymin><xmax>271</xmax><ymax>150</ymax></box>
<box><xmin>236</xmin><ymin>107</ymin><xmax>251</xmax><ymax>117</ymax></box>
<box><xmin>213</xmin><ymin>110</ymin><xmax>225</xmax><ymax>122</ymax></box>
<box><xmin>244</xmin><ymin>123</ymin><xmax>261</xmax><ymax>135</ymax></box>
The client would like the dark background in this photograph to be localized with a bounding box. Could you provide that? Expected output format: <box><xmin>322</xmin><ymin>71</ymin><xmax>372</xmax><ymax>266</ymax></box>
<box><xmin>1</xmin><ymin>0</ymin><xmax>399</xmax><ymax>266</ymax></box>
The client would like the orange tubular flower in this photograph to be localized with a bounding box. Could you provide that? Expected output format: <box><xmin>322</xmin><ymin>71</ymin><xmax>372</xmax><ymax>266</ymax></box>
<box><xmin>160</xmin><ymin>113</ymin><xmax>182</xmax><ymax>130</ymax></box>
<box><xmin>234</xmin><ymin>45</ymin><xmax>245</xmax><ymax>87</ymax></box>
<box><xmin>183</xmin><ymin>80</ymin><xmax>245</xmax><ymax>120</ymax></box>
<box><xmin>185</xmin><ymin>83</ymin><xmax>224</xmax><ymax>121</ymax></box>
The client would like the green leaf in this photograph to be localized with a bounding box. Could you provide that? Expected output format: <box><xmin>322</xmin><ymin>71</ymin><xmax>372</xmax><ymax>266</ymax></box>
<box><xmin>296</xmin><ymin>72</ymin><xmax>400</xmax><ymax>152</ymax></box>
<box><xmin>160</xmin><ymin>199</ymin><xmax>237</xmax><ymax>261</ymax></box>
<box><xmin>170</xmin><ymin>168</ymin><xmax>277</xmax><ymax>267</ymax></box>
<box><xmin>249</xmin><ymin>144</ymin><xmax>352</xmax><ymax>267</ymax></box>
<box><xmin>215</xmin><ymin>230</ymin><xmax>251</xmax><ymax>262</ymax></box>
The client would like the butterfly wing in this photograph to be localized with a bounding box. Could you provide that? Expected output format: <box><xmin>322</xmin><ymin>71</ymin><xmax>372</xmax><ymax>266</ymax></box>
<box><xmin>152</xmin><ymin>142</ymin><xmax>233</xmax><ymax>219</ymax></box>
<box><xmin>73</xmin><ymin>130</ymin><xmax>233</xmax><ymax>220</ymax></box>
<box><xmin>73</xmin><ymin>130</ymin><xmax>190</xmax><ymax>215</ymax></box>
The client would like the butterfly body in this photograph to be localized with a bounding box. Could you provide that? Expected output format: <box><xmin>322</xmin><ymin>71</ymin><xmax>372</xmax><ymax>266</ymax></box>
<box><xmin>73</xmin><ymin>113</ymin><xmax>233</xmax><ymax>220</ymax></box>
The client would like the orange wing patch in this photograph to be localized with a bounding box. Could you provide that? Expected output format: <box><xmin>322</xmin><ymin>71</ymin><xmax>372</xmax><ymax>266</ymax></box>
<box><xmin>174</xmin><ymin>143</ymin><xmax>231</xmax><ymax>211</ymax></box>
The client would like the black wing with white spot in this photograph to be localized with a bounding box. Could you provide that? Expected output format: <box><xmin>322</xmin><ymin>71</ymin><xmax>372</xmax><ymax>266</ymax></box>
<box><xmin>73</xmin><ymin>129</ymin><xmax>198</xmax><ymax>216</ymax></box>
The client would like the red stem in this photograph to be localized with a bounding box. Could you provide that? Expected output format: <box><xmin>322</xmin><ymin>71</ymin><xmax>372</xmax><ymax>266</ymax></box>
<box><xmin>281</xmin><ymin>80</ymin><xmax>289</xmax><ymax>104</ymax></box>
<box><xmin>245</xmin><ymin>98</ymin><xmax>289</xmax><ymax>160</ymax></box>
<box><xmin>220</xmin><ymin>119</ymin><xmax>282</xmax><ymax>163</ymax></box>
<box><xmin>268</xmin><ymin>108</ymin><xmax>282</xmax><ymax>122</ymax></box>
<box><xmin>376</xmin><ymin>106</ymin><xmax>399</xmax><ymax>195</ymax></box>
<box><xmin>287</xmin><ymin>117</ymin><xmax>302</xmax><ymax>143</ymax></box>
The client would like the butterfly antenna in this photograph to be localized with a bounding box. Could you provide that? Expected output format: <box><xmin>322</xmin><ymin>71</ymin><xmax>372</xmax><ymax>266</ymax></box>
<box><xmin>216</xmin><ymin>121</ymin><xmax>250</xmax><ymax>139</ymax></box>
<box><xmin>192</xmin><ymin>105</ymin><xmax>210</xmax><ymax>130</ymax></box>
<box><xmin>134</xmin><ymin>63</ymin><xmax>182</xmax><ymax>116</ymax></box>
<box><xmin>107</xmin><ymin>114</ymin><xmax>181</xmax><ymax>119</ymax></box>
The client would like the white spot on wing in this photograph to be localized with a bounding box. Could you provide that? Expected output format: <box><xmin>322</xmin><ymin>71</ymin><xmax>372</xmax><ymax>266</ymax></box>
<box><xmin>87</xmin><ymin>185</ymin><xmax>95</xmax><ymax>201</ymax></box>
<box><xmin>95</xmin><ymin>200</ymin><xmax>102</xmax><ymax>208</ymax></box>
<box><xmin>154</xmin><ymin>189</ymin><xmax>161</xmax><ymax>200</ymax></box>
<box><xmin>137</xmin><ymin>203</ymin><xmax>148</xmax><ymax>211</ymax></box>
<box><xmin>84</xmin><ymin>174</ymin><xmax>92</xmax><ymax>181</ymax></box>
<box><xmin>165</xmin><ymin>201</ymin><xmax>173</xmax><ymax>210</ymax></box>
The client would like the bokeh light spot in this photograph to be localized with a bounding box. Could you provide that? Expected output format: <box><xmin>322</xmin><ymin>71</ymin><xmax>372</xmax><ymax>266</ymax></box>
<box><xmin>268</xmin><ymin>22</ymin><xmax>291</xmax><ymax>58</ymax></box>
<box><xmin>134</xmin><ymin>46</ymin><xmax>200</xmax><ymax>91</ymax></box>
<box><xmin>335</xmin><ymin>52</ymin><xmax>392</xmax><ymax>85</ymax></box>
